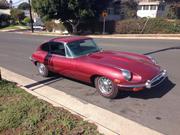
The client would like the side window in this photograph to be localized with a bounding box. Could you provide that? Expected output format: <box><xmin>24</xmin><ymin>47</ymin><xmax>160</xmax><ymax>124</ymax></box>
<box><xmin>50</xmin><ymin>42</ymin><xmax>66</xmax><ymax>56</ymax></box>
<box><xmin>41</xmin><ymin>43</ymin><xmax>50</xmax><ymax>52</ymax></box>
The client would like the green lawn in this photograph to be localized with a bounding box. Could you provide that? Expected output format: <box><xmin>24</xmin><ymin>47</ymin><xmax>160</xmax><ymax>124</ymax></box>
<box><xmin>0</xmin><ymin>80</ymin><xmax>102</xmax><ymax>135</ymax></box>
<box><xmin>0</xmin><ymin>25</ymin><xmax>30</xmax><ymax>31</ymax></box>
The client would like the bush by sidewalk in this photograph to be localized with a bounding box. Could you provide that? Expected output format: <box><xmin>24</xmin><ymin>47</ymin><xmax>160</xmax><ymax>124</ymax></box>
<box><xmin>0</xmin><ymin>80</ymin><xmax>102</xmax><ymax>135</ymax></box>
<box><xmin>115</xmin><ymin>18</ymin><xmax>180</xmax><ymax>34</ymax></box>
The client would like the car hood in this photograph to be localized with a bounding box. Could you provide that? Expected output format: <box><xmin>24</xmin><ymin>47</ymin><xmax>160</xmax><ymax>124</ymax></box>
<box><xmin>79</xmin><ymin>51</ymin><xmax>161</xmax><ymax>79</ymax></box>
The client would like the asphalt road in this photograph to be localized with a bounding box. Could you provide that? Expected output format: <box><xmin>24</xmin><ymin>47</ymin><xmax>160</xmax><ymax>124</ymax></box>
<box><xmin>0</xmin><ymin>32</ymin><xmax>180</xmax><ymax>135</ymax></box>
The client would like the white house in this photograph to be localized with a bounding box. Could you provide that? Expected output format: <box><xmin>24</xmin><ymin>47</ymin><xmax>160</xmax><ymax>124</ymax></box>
<box><xmin>0</xmin><ymin>9</ymin><xmax>10</xmax><ymax>15</ymax></box>
<box><xmin>0</xmin><ymin>0</ymin><xmax>10</xmax><ymax>15</ymax></box>
<box><xmin>137</xmin><ymin>0</ymin><xmax>166</xmax><ymax>18</ymax></box>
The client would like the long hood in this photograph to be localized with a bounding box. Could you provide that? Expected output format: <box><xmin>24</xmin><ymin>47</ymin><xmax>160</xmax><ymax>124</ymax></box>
<box><xmin>79</xmin><ymin>51</ymin><xmax>161</xmax><ymax>79</ymax></box>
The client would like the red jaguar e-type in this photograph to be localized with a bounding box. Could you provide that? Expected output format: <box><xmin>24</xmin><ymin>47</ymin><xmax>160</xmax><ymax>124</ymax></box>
<box><xmin>30</xmin><ymin>36</ymin><xmax>167</xmax><ymax>99</ymax></box>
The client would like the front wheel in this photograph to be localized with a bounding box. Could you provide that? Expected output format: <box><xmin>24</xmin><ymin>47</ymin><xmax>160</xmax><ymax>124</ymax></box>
<box><xmin>37</xmin><ymin>63</ymin><xmax>49</xmax><ymax>77</ymax></box>
<box><xmin>95</xmin><ymin>76</ymin><xmax>119</xmax><ymax>99</ymax></box>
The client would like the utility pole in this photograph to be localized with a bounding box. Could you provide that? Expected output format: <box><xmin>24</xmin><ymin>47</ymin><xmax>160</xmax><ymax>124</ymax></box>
<box><xmin>28</xmin><ymin>0</ymin><xmax>34</xmax><ymax>33</ymax></box>
<box><xmin>102</xmin><ymin>11</ymin><xmax>108</xmax><ymax>35</ymax></box>
<box><xmin>9</xmin><ymin>0</ymin><xmax>13</xmax><ymax>9</ymax></box>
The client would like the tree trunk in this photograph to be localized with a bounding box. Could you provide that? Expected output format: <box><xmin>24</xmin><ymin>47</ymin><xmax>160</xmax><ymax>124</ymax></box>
<box><xmin>68</xmin><ymin>20</ymin><xmax>80</xmax><ymax>34</ymax></box>
<box><xmin>72</xmin><ymin>24</ymin><xmax>78</xmax><ymax>34</ymax></box>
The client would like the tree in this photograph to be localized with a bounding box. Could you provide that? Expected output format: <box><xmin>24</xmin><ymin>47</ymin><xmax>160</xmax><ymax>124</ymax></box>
<box><xmin>18</xmin><ymin>2</ymin><xmax>30</xmax><ymax>10</ymax></box>
<box><xmin>32</xmin><ymin>0</ymin><xmax>109</xmax><ymax>34</ymax></box>
<box><xmin>10</xmin><ymin>9</ymin><xmax>25</xmax><ymax>24</ymax></box>
<box><xmin>121</xmin><ymin>0</ymin><xmax>138</xmax><ymax>19</ymax></box>
<box><xmin>0</xmin><ymin>0</ymin><xmax>9</xmax><ymax>9</ymax></box>
<box><xmin>0</xmin><ymin>14</ymin><xmax>10</xmax><ymax>27</ymax></box>
<box><xmin>166</xmin><ymin>3</ymin><xmax>180</xmax><ymax>19</ymax></box>
<box><xmin>23</xmin><ymin>17</ymin><xmax>31</xmax><ymax>25</ymax></box>
<box><xmin>165</xmin><ymin>0</ymin><xmax>180</xmax><ymax>3</ymax></box>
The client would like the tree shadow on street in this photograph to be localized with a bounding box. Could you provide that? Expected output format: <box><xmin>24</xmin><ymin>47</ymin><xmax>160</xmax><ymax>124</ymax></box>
<box><xmin>144</xmin><ymin>46</ymin><xmax>180</xmax><ymax>55</ymax></box>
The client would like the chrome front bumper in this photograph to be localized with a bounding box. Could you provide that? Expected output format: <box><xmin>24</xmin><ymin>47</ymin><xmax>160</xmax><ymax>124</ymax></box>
<box><xmin>118</xmin><ymin>70</ymin><xmax>167</xmax><ymax>89</ymax></box>
<box><xmin>29</xmin><ymin>56</ymin><xmax>36</xmax><ymax>62</ymax></box>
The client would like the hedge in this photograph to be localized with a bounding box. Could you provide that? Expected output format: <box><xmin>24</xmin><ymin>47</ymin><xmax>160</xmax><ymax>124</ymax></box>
<box><xmin>115</xmin><ymin>18</ymin><xmax>180</xmax><ymax>34</ymax></box>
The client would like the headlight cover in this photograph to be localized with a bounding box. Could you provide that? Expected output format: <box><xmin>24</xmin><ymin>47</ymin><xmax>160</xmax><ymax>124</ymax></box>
<box><xmin>147</xmin><ymin>56</ymin><xmax>158</xmax><ymax>65</ymax></box>
<box><xmin>121</xmin><ymin>69</ymin><xmax>132</xmax><ymax>81</ymax></box>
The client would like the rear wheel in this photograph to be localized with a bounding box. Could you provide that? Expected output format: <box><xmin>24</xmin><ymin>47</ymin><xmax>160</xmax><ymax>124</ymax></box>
<box><xmin>95</xmin><ymin>76</ymin><xmax>119</xmax><ymax>99</ymax></box>
<box><xmin>37</xmin><ymin>63</ymin><xmax>49</xmax><ymax>77</ymax></box>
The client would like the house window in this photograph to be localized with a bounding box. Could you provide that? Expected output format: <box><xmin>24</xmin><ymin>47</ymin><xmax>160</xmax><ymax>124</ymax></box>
<box><xmin>143</xmin><ymin>5</ymin><xmax>149</xmax><ymax>10</ymax></box>
<box><xmin>138</xmin><ymin>5</ymin><xmax>143</xmax><ymax>10</ymax></box>
<box><xmin>41</xmin><ymin>43</ymin><xmax>50</xmax><ymax>52</ymax></box>
<box><xmin>150</xmin><ymin>5</ymin><xmax>157</xmax><ymax>10</ymax></box>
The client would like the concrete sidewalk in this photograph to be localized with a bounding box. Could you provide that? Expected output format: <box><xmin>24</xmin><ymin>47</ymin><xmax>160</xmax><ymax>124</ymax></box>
<box><xmin>0</xmin><ymin>66</ymin><xmax>164</xmax><ymax>135</ymax></box>
<box><xmin>1</xmin><ymin>30</ymin><xmax>180</xmax><ymax>40</ymax></box>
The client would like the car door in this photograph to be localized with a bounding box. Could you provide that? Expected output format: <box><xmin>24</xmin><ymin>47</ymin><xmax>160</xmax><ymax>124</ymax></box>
<box><xmin>37</xmin><ymin>42</ymin><xmax>54</xmax><ymax>71</ymax></box>
<box><xmin>49</xmin><ymin>42</ymin><xmax>74</xmax><ymax>77</ymax></box>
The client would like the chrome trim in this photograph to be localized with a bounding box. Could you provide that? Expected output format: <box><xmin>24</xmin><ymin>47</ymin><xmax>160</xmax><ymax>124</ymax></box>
<box><xmin>117</xmin><ymin>70</ymin><xmax>167</xmax><ymax>89</ymax></box>
<box><xmin>117</xmin><ymin>83</ymin><xmax>146</xmax><ymax>88</ymax></box>
<box><xmin>29</xmin><ymin>56</ymin><xmax>36</xmax><ymax>62</ymax></box>
<box><xmin>145</xmin><ymin>70</ymin><xmax>167</xmax><ymax>89</ymax></box>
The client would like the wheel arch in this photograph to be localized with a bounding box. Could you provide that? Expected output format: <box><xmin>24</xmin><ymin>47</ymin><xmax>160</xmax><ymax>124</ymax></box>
<box><xmin>90</xmin><ymin>74</ymin><xmax>102</xmax><ymax>86</ymax></box>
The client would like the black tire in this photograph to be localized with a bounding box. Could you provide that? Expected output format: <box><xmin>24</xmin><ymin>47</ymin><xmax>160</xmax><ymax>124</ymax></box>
<box><xmin>95</xmin><ymin>76</ymin><xmax>119</xmax><ymax>99</ymax></box>
<box><xmin>37</xmin><ymin>63</ymin><xmax>49</xmax><ymax>77</ymax></box>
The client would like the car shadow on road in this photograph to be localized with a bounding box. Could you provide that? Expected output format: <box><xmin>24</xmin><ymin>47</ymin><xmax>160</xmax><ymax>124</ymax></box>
<box><xmin>24</xmin><ymin>75</ymin><xmax>63</xmax><ymax>91</ymax></box>
<box><xmin>116</xmin><ymin>78</ymin><xmax>175</xmax><ymax>100</ymax></box>
<box><xmin>144</xmin><ymin>46</ymin><xmax>180</xmax><ymax>55</ymax></box>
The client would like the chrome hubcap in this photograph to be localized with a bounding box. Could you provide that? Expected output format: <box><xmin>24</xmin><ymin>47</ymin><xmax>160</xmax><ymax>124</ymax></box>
<box><xmin>98</xmin><ymin>77</ymin><xmax>113</xmax><ymax>95</ymax></box>
<box><xmin>38</xmin><ymin>64</ymin><xmax>46</xmax><ymax>75</ymax></box>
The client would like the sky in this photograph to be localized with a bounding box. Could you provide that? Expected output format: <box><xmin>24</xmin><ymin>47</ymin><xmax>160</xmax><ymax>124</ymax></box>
<box><xmin>8</xmin><ymin>0</ymin><xmax>28</xmax><ymax>6</ymax></box>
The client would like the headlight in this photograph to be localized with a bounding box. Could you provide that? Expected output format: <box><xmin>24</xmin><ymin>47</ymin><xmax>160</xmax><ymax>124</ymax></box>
<box><xmin>121</xmin><ymin>69</ymin><xmax>132</xmax><ymax>81</ymax></box>
<box><xmin>147</xmin><ymin>56</ymin><xmax>158</xmax><ymax>65</ymax></box>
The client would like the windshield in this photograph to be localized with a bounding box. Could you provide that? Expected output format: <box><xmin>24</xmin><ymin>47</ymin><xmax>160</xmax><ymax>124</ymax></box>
<box><xmin>67</xmin><ymin>39</ymin><xmax>100</xmax><ymax>57</ymax></box>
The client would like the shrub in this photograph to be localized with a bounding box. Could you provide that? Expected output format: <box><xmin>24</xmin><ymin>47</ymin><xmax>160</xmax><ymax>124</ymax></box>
<box><xmin>115</xmin><ymin>18</ymin><xmax>180</xmax><ymax>34</ymax></box>
<box><xmin>54</xmin><ymin>22</ymin><xmax>66</xmax><ymax>32</ymax></box>
<box><xmin>115</xmin><ymin>19</ymin><xmax>146</xmax><ymax>34</ymax></box>
<box><xmin>44</xmin><ymin>21</ymin><xmax>56</xmax><ymax>32</ymax></box>
<box><xmin>23</xmin><ymin>17</ymin><xmax>31</xmax><ymax>25</ymax></box>
<box><xmin>44</xmin><ymin>21</ymin><xmax>67</xmax><ymax>32</ymax></box>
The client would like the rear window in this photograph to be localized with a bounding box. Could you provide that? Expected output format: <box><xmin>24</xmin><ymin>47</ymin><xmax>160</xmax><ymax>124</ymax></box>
<box><xmin>41</xmin><ymin>43</ymin><xmax>50</xmax><ymax>52</ymax></box>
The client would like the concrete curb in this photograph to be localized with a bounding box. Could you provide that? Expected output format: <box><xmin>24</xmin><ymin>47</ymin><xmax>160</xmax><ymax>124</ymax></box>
<box><xmin>0</xmin><ymin>66</ymin><xmax>164</xmax><ymax>135</ymax></box>
<box><xmin>1</xmin><ymin>31</ymin><xmax>180</xmax><ymax>40</ymax></box>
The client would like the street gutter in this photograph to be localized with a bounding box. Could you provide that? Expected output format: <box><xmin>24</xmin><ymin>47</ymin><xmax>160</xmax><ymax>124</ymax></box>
<box><xmin>0</xmin><ymin>66</ymin><xmax>164</xmax><ymax>135</ymax></box>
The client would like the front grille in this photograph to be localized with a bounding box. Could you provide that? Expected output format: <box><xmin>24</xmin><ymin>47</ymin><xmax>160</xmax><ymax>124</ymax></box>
<box><xmin>149</xmin><ymin>70</ymin><xmax>167</xmax><ymax>88</ymax></box>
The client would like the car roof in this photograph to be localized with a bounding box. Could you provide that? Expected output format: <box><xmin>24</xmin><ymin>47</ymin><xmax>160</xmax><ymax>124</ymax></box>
<box><xmin>50</xmin><ymin>36</ymin><xmax>92</xmax><ymax>43</ymax></box>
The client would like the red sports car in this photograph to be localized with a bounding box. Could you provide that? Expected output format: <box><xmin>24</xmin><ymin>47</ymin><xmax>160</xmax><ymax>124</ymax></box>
<box><xmin>30</xmin><ymin>36</ymin><xmax>167</xmax><ymax>99</ymax></box>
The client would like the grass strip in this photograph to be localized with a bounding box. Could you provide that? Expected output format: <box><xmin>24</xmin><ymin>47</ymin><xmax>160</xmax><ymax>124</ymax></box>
<box><xmin>0</xmin><ymin>80</ymin><xmax>102</xmax><ymax>135</ymax></box>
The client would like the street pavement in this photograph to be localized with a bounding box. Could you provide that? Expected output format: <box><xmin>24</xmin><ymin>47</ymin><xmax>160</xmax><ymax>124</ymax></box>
<box><xmin>0</xmin><ymin>32</ymin><xmax>180</xmax><ymax>135</ymax></box>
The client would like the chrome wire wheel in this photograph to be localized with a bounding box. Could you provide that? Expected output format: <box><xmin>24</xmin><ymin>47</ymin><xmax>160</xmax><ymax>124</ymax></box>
<box><xmin>98</xmin><ymin>77</ymin><xmax>113</xmax><ymax>95</ymax></box>
<box><xmin>37</xmin><ymin>63</ymin><xmax>49</xmax><ymax>77</ymax></box>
